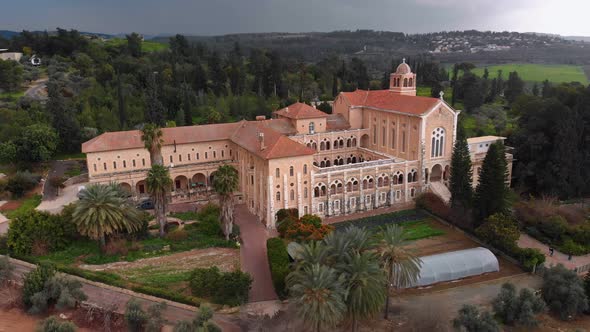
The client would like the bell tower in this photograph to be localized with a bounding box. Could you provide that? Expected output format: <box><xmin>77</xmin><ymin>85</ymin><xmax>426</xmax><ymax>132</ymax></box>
<box><xmin>389</xmin><ymin>58</ymin><xmax>417</xmax><ymax>96</ymax></box>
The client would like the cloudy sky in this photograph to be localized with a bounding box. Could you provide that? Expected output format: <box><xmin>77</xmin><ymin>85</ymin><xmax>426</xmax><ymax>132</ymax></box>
<box><xmin>3</xmin><ymin>0</ymin><xmax>590</xmax><ymax>36</ymax></box>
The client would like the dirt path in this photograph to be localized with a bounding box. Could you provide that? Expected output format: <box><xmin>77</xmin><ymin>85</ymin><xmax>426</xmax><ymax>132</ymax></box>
<box><xmin>24</xmin><ymin>77</ymin><xmax>48</xmax><ymax>101</ymax></box>
<box><xmin>518</xmin><ymin>233</ymin><xmax>590</xmax><ymax>272</ymax></box>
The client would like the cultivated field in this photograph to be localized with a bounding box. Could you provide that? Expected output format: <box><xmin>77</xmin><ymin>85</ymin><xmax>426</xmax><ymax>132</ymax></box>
<box><xmin>100</xmin><ymin>38</ymin><xmax>168</xmax><ymax>52</ymax></box>
<box><xmin>471</xmin><ymin>63</ymin><xmax>589</xmax><ymax>84</ymax></box>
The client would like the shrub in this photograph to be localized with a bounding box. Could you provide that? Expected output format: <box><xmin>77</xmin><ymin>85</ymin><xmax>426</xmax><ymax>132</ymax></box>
<box><xmin>516</xmin><ymin>247</ymin><xmax>546</xmax><ymax>272</ymax></box>
<box><xmin>492</xmin><ymin>283</ymin><xmax>545</xmax><ymax>327</ymax></box>
<box><xmin>276</xmin><ymin>208</ymin><xmax>299</xmax><ymax>222</ymax></box>
<box><xmin>125</xmin><ymin>298</ymin><xmax>147</xmax><ymax>332</ymax></box>
<box><xmin>542</xmin><ymin>264</ymin><xmax>589</xmax><ymax>320</ymax></box>
<box><xmin>196</xmin><ymin>216</ymin><xmax>222</xmax><ymax>237</ymax></box>
<box><xmin>299</xmin><ymin>214</ymin><xmax>322</xmax><ymax>228</ymax></box>
<box><xmin>174</xmin><ymin>305</ymin><xmax>219</xmax><ymax>332</ymax></box>
<box><xmin>0</xmin><ymin>255</ymin><xmax>14</xmax><ymax>283</ymax></box>
<box><xmin>189</xmin><ymin>267</ymin><xmax>221</xmax><ymax>298</ymax></box>
<box><xmin>166</xmin><ymin>229</ymin><xmax>189</xmax><ymax>241</ymax></box>
<box><xmin>23</xmin><ymin>264</ymin><xmax>55</xmax><ymax>308</ymax></box>
<box><xmin>37</xmin><ymin>316</ymin><xmax>77</xmax><ymax>332</ymax></box>
<box><xmin>276</xmin><ymin>215</ymin><xmax>297</xmax><ymax>238</ymax></box>
<box><xmin>560</xmin><ymin>238</ymin><xmax>587</xmax><ymax>256</ymax></box>
<box><xmin>189</xmin><ymin>267</ymin><xmax>252</xmax><ymax>306</ymax></box>
<box><xmin>452</xmin><ymin>304</ymin><xmax>500</xmax><ymax>332</ymax></box>
<box><xmin>266</xmin><ymin>238</ymin><xmax>289</xmax><ymax>299</ymax></box>
<box><xmin>213</xmin><ymin>270</ymin><xmax>252</xmax><ymax>306</ymax></box>
<box><xmin>130</xmin><ymin>285</ymin><xmax>200</xmax><ymax>307</ymax></box>
<box><xmin>104</xmin><ymin>237</ymin><xmax>129</xmax><ymax>256</ymax></box>
<box><xmin>584</xmin><ymin>271</ymin><xmax>590</xmax><ymax>306</ymax></box>
<box><xmin>538</xmin><ymin>215</ymin><xmax>568</xmax><ymax>243</ymax></box>
<box><xmin>475</xmin><ymin>213</ymin><xmax>520</xmax><ymax>251</ymax></box>
<box><xmin>7</xmin><ymin>210</ymin><xmax>76</xmax><ymax>255</ymax></box>
<box><xmin>145</xmin><ymin>302</ymin><xmax>167</xmax><ymax>332</ymax></box>
<box><xmin>29</xmin><ymin>275</ymin><xmax>88</xmax><ymax>314</ymax></box>
<box><xmin>6</xmin><ymin>171</ymin><xmax>39</xmax><ymax>198</ymax></box>
<box><xmin>416</xmin><ymin>192</ymin><xmax>452</xmax><ymax>220</ymax></box>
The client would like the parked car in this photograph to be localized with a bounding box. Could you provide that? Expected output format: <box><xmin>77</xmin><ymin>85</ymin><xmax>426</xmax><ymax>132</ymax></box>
<box><xmin>137</xmin><ymin>199</ymin><xmax>155</xmax><ymax>210</ymax></box>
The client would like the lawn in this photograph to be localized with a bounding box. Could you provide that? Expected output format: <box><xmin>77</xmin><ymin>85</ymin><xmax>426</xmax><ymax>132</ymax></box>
<box><xmin>333</xmin><ymin>209</ymin><xmax>444</xmax><ymax>241</ymax></box>
<box><xmin>101</xmin><ymin>38</ymin><xmax>168</xmax><ymax>52</ymax></box>
<box><xmin>471</xmin><ymin>63</ymin><xmax>589</xmax><ymax>84</ymax></box>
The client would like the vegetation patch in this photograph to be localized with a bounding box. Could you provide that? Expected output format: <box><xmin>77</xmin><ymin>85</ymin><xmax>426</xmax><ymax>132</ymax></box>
<box><xmin>4</xmin><ymin>194</ymin><xmax>42</xmax><ymax>219</ymax></box>
<box><xmin>266</xmin><ymin>238</ymin><xmax>290</xmax><ymax>299</ymax></box>
<box><xmin>471</xmin><ymin>63</ymin><xmax>589</xmax><ymax>84</ymax></box>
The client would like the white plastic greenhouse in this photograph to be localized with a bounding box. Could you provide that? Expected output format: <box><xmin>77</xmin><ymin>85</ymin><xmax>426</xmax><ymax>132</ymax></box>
<box><xmin>408</xmin><ymin>247</ymin><xmax>499</xmax><ymax>288</ymax></box>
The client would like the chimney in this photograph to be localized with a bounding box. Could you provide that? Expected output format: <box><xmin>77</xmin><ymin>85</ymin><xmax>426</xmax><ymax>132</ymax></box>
<box><xmin>256</xmin><ymin>115</ymin><xmax>266</xmax><ymax>121</ymax></box>
<box><xmin>259</xmin><ymin>132</ymin><xmax>266</xmax><ymax>150</ymax></box>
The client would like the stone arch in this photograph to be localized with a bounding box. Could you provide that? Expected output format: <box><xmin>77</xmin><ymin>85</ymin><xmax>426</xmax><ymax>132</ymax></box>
<box><xmin>443</xmin><ymin>165</ymin><xmax>450</xmax><ymax>181</ymax></box>
<box><xmin>360</xmin><ymin>134</ymin><xmax>370</xmax><ymax>148</ymax></box>
<box><xmin>192</xmin><ymin>173</ymin><xmax>207</xmax><ymax>187</ymax></box>
<box><xmin>431</xmin><ymin>164</ymin><xmax>443</xmax><ymax>182</ymax></box>
<box><xmin>346</xmin><ymin>177</ymin><xmax>359</xmax><ymax>192</ymax></box>
<box><xmin>136</xmin><ymin>180</ymin><xmax>147</xmax><ymax>194</ymax></box>
<box><xmin>119</xmin><ymin>182</ymin><xmax>132</xmax><ymax>195</ymax></box>
<box><xmin>174</xmin><ymin>175</ymin><xmax>189</xmax><ymax>191</ymax></box>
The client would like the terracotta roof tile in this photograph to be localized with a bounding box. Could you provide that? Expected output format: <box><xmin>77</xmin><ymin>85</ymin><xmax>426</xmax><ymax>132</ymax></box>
<box><xmin>274</xmin><ymin>102</ymin><xmax>328</xmax><ymax>119</ymax></box>
<box><xmin>340</xmin><ymin>90</ymin><xmax>441</xmax><ymax>116</ymax></box>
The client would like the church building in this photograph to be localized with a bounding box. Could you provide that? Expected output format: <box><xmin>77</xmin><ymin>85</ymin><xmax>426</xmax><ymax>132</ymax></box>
<box><xmin>82</xmin><ymin>60</ymin><xmax>513</xmax><ymax>228</ymax></box>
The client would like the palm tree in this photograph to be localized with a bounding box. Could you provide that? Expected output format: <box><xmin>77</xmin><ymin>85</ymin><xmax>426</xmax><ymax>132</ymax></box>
<box><xmin>375</xmin><ymin>224</ymin><xmax>422</xmax><ymax>319</ymax></box>
<box><xmin>212</xmin><ymin>164</ymin><xmax>239</xmax><ymax>240</ymax></box>
<box><xmin>141</xmin><ymin>124</ymin><xmax>163</xmax><ymax>166</ymax></box>
<box><xmin>73</xmin><ymin>184</ymin><xmax>143</xmax><ymax>249</ymax></box>
<box><xmin>287</xmin><ymin>264</ymin><xmax>347</xmax><ymax>332</ymax></box>
<box><xmin>343</xmin><ymin>252</ymin><xmax>387</xmax><ymax>332</ymax></box>
<box><xmin>146</xmin><ymin>164</ymin><xmax>172</xmax><ymax>237</ymax></box>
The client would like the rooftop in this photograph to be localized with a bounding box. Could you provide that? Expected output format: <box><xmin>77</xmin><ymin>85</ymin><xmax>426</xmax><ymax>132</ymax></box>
<box><xmin>340</xmin><ymin>90</ymin><xmax>443</xmax><ymax>116</ymax></box>
<box><xmin>466</xmin><ymin>136</ymin><xmax>506</xmax><ymax>144</ymax></box>
<box><xmin>274</xmin><ymin>102</ymin><xmax>329</xmax><ymax>119</ymax></box>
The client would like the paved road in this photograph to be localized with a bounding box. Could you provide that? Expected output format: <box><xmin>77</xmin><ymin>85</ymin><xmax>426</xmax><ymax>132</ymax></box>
<box><xmin>233</xmin><ymin>204</ymin><xmax>278</xmax><ymax>302</ymax></box>
<box><xmin>24</xmin><ymin>78</ymin><xmax>48</xmax><ymax>101</ymax></box>
<box><xmin>43</xmin><ymin>160</ymin><xmax>80</xmax><ymax>201</ymax></box>
<box><xmin>5</xmin><ymin>257</ymin><xmax>242</xmax><ymax>331</ymax></box>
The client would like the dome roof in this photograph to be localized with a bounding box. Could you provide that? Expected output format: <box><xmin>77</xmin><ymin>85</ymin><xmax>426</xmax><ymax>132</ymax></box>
<box><xmin>395</xmin><ymin>60</ymin><xmax>412</xmax><ymax>74</ymax></box>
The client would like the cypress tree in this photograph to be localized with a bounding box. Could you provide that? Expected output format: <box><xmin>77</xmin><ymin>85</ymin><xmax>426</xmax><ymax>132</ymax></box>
<box><xmin>450</xmin><ymin>125</ymin><xmax>473</xmax><ymax>210</ymax></box>
<box><xmin>473</xmin><ymin>141</ymin><xmax>509</xmax><ymax>224</ymax></box>
<box><xmin>144</xmin><ymin>73</ymin><xmax>166</xmax><ymax>126</ymax></box>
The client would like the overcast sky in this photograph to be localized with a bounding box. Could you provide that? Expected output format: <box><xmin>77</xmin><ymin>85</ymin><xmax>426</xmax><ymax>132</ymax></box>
<box><xmin>3</xmin><ymin>0</ymin><xmax>590</xmax><ymax>37</ymax></box>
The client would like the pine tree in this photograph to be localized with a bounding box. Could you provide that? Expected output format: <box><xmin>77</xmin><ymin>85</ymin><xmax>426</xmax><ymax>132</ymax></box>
<box><xmin>450</xmin><ymin>125</ymin><xmax>473</xmax><ymax>210</ymax></box>
<box><xmin>46</xmin><ymin>81</ymin><xmax>81</xmax><ymax>152</ymax></box>
<box><xmin>144</xmin><ymin>73</ymin><xmax>166</xmax><ymax>126</ymax></box>
<box><xmin>504</xmin><ymin>71</ymin><xmax>525</xmax><ymax>104</ymax></box>
<box><xmin>473</xmin><ymin>141</ymin><xmax>509</xmax><ymax>224</ymax></box>
<box><xmin>532</xmin><ymin>83</ymin><xmax>539</xmax><ymax>97</ymax></box>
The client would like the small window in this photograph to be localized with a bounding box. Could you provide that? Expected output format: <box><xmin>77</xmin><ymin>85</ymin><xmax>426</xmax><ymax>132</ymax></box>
<box><xmin>289</xmin><ymin>166</ymin><xmax>294</xmax><ymax>177</ymax></box>
<box><xmin>276</xmin><ymin>168</ymin><xmax>280</xmax><ymax>178</ymax></box>
<box><xmin>142</xmin><ymin>159</ymin><xmax>145</xmax><ymax>166</ymax></box>
<box><xmin>123</xmin><ymin>160</ymin><xmax>127</xmax><ymax>168</ymax></box>
<box><xmin>251</xmin><ymin>175</ymin><xmax>254</xmax><ymax>185</ymax></box>
<box><xmin>179</xmin><ymin>155</ymin><xmax>182</xmax><ymax>162</ymax></box>
<box><xmin>93</xmin><ymin>164</ymin><xmax>97</xmax><ymax>172</ymax></box>
<box><xmin>276</xmin><ymin>192</ymin><xmax>281</xmax><ymax>201</ymax></box>
<box><xmin>213</xmin><ymin>151</ymin><xmax>216</xmax><ymax>158</ymax></box>
<box><xmin>113</xmin><ymin>161</ymin><xmax>117</xmax><ymax>169</ymax></box>
<box><xmin>103</xmin><ymin>163</ymin><xmax>107</xmax><ymax>170</ymax></box>
<box><xmin>170</xmin><ymin>156</ymin><xmax>173</xmax><ymax>163</ymax></box>
<box><xmin>205</xmin><ymin>152</ymin><xmax>208</xmax><ymax>159</ymax></box>
<box><xmin>309</xmin><ymin>122</ymin><xmax>315</xmax><ymax>134</ymax></box>
<box><xmin>290</xmin><ymin>189</ymin><xmax>295</xmax><ymax>201</ymax></box>
<box><xmin>196</xmin><ymin>153</ymin><xmax>199</xmax><ymax>160</ymax></box>
<box><xmin>188</xmin><ymin>154</ymin><xmax>191</xmax><ymax>161</ymax></box>
<box><xmin>303</xmin><ymin>164</ymin><xmax>308</xmax><ymax>174</ymax></box>
<box><xmin>132</xmin><ymin>160</ymin><xmax>136</xmax><ymax>167</ymax></box>
<box><xmin>221</xmin><ymin>150</ymin><xmax>224</xmax><ymax>157</ymax></box>
<box><xmin>304</xmin><ymin>187</ymin><xmax>308</xmax><ymax>198</ymax></box>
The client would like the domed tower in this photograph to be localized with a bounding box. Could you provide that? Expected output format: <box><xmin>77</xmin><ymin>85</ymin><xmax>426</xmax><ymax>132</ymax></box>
<box><xmin>389</xmin><ymin>58</ymin><xmax>417</xmax><ymax>96</ymax></box>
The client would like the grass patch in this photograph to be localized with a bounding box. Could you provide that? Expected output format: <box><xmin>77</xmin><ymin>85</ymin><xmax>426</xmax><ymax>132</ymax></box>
<box><xmin>402</xmin><ymin>219</ymin><xmax>445</xmax><ymax>240</ymax></box>
<box><xmin>170</xmin><ymin>211</ymin><xmax>200</xmax><ymax>221</ymax></box>
<box><xmin>471</xmin><ymin>63</ymin><xmax>589</xmax><ymax>84</ymax></box>
<box><xmin>64</xmin><ymin>163</ymin><xmax>82</xmax><ymax>178</ymax></box>
<box><xmin>4</xmin><ymin>194</ymin><xmax>42</xmax><ymax>219</ymax></box>
<box><xmin>101</xmin><ymin>38</ymin><xmax>168</xmax><ymax>52</ymax></box>
<box><xmin>0</xmin><ymin>90</ymin><xmax>25</xmax><ymax>100</ymax></box>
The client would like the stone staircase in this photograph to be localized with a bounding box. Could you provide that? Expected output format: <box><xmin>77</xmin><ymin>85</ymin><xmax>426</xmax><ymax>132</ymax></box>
<box><xmin>430</xmin><ymin>181</ymin><xmax>451</xmax><ymax>204</ymax></box>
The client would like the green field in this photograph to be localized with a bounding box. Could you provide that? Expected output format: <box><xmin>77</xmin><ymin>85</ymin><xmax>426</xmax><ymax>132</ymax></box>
<box><xmin>100</xmin><ymin>38</ymin><xmax>168</xmax><ymax>52</ymax></box>
<box><xmin>472</xmin><ymin>64</ymin><xmax>588</xmax><ymax>84</ymax></box>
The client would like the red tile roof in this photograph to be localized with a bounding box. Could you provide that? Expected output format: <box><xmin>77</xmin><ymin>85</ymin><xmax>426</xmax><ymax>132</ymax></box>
<box><xmin>340</xmin><ymin>90</ymin><xmax>441</xmax><ymax>116</ymax></box>
<box><xmin>326</xmin><ymin>114</ymin><xmax>351</xmax><ymax>131</ymax></box>
<box><xmin>82</xmin><ymin>119</ymin><xmax>314</xmax><ymax>160</ymax></box>
<box><xmin>274</xmin><ymin>102</ymin><xmax>328</xmax><ymax>119</ymax></box>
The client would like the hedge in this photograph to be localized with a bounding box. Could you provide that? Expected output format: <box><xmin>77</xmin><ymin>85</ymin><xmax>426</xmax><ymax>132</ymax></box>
<box><xmin>266</xmin><ymin>238</ymin><xmax>290</xmax><ymax>299</ymax></box>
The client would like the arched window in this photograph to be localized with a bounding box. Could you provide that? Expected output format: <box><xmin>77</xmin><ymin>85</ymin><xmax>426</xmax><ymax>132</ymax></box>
<box><xmin>276</xmin><ymin>192</ymin><xmax>281</xmax><ymax>201</ymax></box>
<box><xmin>352</xmin><ymin>138</ymin><xmax>357</xmax><ymax>147</ymax></box>
<box><xmin>320</xmin><ymin>141</ymin><xmax>326</xmax><ymax>151</ymax></box>
<box><xmin>290</xmin><ymin>189</ymin><xmax>295</xmax><ymax>201</ymax></box>
<box><xmin>431</xmin><ymin>127</ymin><xmax>445</xmax><ymax>158</ymax></box>
<box><xmin>333</xmin><ymin>140</ymin><xmax>339</xmax><ymax>149</ymax></box>
<box><xmin>403</xmin><ymin>78</ymin><xmax>408</xmax><ymax>87</ymax></box>
<box><xmin>309</xmin><ymin>122</ymin><xmax>315</xmax><ymax>134</ymax></box>
<box><xmin>289</xmin><ymin>166</ymin><xmax>294</xmax><ymax>176</ymax></box>
<box><xmin>399</xmin><ymin>174</ymin><xmax>404</xmax><ymax>184</ymax></box>
<box><xmin>326</xmin><ymin>141</ymin><xmax>331</xmax><ymax>150</ymax></box>
<box><xmin>409</xmin><ymin>78</ymin><xmax>413</xmax><ymax>87</ymax></box>
<box><xmin>312</xmin><ymin>142</ymin><xmax>317</xmax><ymax>150</ymax></box>
<box><xmin>276</xmin><ymin>168</ymin><xmax>280</xmax><ymax>178</ymax></box>
<box><xmin>303</xmin><ymin>164</ymin><xmax>308</xmax><ymax>174</ymax></box>
<box><xmin>304</xmin><ymin>187</ymin><xmax>308</xmax><ymax>198</ymax></box>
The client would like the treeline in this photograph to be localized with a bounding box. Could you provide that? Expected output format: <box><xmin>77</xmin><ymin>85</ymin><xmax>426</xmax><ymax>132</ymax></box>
<box><xmin>0</xmin><ymin>30</ymin><xmax>447</xmax><ymax>162</ymax></box>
